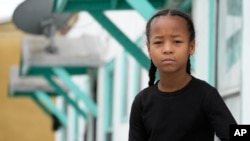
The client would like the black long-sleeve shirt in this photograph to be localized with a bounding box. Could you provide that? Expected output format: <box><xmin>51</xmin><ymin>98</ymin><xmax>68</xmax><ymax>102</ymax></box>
<box><xmin>129</xmin><ymin>76</ymin><xmax>237</xmax><ymax>141</ymax></box>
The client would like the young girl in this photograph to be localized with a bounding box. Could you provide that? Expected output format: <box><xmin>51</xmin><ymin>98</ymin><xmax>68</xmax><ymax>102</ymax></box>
<box><xmin>129</xmin><ymin>8</ymin><xmax>237</xmax><ymax>141</ymax></box>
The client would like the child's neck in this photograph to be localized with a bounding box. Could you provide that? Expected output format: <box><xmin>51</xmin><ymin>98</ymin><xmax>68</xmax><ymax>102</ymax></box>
<box><xmin>158</xmin><ymin>72</ymin><xmax>191</xmax><ymax>93</ymax></box>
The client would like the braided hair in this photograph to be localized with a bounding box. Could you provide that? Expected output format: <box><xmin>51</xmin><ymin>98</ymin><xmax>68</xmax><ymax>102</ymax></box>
<box><xmin>147</xmin><ymin>9</ymin><xmax>195</xmax><ymax>86</ymax></box>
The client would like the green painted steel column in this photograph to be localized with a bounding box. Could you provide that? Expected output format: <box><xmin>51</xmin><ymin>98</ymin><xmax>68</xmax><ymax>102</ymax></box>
<box><xmin>103</xmin><ymin>60</ymin><xmax>114</xmax><ymax>132</ymax></box>
<box><xmin>88</xmin><ymin>10</ymin><xmax>150</xmax><ymax>69</ymax></box>
<box><xmin>73</xmin><ymin>106</ymin><xmax>78</xmax><ymax>141</ymax></box>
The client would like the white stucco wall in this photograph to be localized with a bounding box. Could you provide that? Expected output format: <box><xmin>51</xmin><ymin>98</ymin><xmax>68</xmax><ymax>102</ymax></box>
<box><xmin>241</xmin><ymin>0</ymin><xmax>250</xmax><ymax>124</ymax></box>
<box><xmin>192</xmin><ymin>0</ymin><xmax>210</xmax><ymax>82</ymax></box>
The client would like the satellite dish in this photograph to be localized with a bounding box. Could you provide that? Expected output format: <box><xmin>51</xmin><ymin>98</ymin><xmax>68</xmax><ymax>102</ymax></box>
<box><xmin>12</xmin><ymin>0</ymin><xmax>72</xmax><ymax>53</ymax></box>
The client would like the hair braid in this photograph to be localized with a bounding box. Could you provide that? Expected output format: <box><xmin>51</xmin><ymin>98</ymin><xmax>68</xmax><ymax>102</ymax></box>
<box><xmin>186</xmin><ymin>58</ymin><xmax>191</xmax><ymax>74</ymax></box>
<box><xmin>148</xmin><ymin>60</ymin><xmax>157</xmax><ymax>86</ymax></box>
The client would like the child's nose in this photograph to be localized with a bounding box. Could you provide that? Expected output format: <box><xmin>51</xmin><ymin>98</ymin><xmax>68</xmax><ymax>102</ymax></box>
<box><xmin>162</xmin><ymin>42</ymin><xmax>173</xmax><ymax>54</ymax></box>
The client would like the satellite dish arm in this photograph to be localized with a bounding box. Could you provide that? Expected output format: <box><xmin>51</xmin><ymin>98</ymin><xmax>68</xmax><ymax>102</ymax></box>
<box><xmin>40</xmin><ymin>18</ymin><xmax>57</xmax><ymax>53</ymax></box>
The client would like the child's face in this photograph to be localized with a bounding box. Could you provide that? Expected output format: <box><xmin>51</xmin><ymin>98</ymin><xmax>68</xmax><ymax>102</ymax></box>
<box><xmin>147</xmin><ymin>15</ymin><xmax>195</xmax><ymax>74</ymax></box>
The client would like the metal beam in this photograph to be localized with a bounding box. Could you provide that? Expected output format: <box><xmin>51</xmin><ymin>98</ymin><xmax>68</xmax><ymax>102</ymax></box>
<box><xmin>52</xmin><ymin>67</ymin><xmax>97</xmax><ymax>117</ymax></box>
<box><xmin>31</xmin><ymin>91</ymin><xmax>67</xmax><ymax>126</ymax></box>
<box><xmin>126</xmin><ymin>0</ymin><xmax>155</xmax><ymax>20</ymax></box>
<box><xmin>44</xmin><ymin>74</ymin><xmax>87</xmax><ymax>119</ymax></box>
<box><xmin>89</xmin><ymin>10</ymin><xmax>150</xmax><ymax>69</ymax></box>
<box><xmin>52</xmin><ymin>0</ymin><xmax>164</xmax><ymax>12</ymax></box>
<box><xmin>55</xmin><ymin>1</ymin><xmax>131</xmax><ymax>12</ymax></box>
<box><xmin>20</xmin><ymin>66</ymin><xmax>88</xmax><ymax>76</ymax></box>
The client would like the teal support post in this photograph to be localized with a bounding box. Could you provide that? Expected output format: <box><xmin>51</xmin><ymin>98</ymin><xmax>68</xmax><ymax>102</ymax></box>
<box><xmin>52</xmin><ymin>67</ymin><xmax>97</xmax><ymax>117</ymax></box>
<box><xmin>88</xmin><ymin>10</ymin><xmax>150</xmax><ymax>69</ymax></box>
<box><xmin>44</xmin><ymin>74</ymin><xmax>87</xmax><ymax>119</ymax></box>
<box><xmin>126</xmin><ymin>0</ymin><xmax>155</xmax><ymax>20</ymax></box>
<box><xmin>73</xmin><ymin>107</ymin><xmax>79</xmax><ymax>141</ymax></box>
<box><xmin>31</xmin><ymin>91</ymin><xmax>67</xmax><ymax>126</ymax></box>
<box><xmin>103</xmin><ymin>60</ymin><xmax>114</xmax><ymax>132</ymax></box>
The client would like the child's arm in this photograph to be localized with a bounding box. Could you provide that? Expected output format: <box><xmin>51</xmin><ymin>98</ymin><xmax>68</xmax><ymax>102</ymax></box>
<box><xmin>203</xmin><ymin>88</ymin><xmax>237</xmax><ymax>141</ymax></box>
<box><xmin>129</xmin><ymin>94</ymin><xmax>148</xmax><ymax>141</ymax></box>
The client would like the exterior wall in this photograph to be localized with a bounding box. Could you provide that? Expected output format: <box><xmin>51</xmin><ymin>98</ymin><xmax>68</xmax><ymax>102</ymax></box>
<box><xmin>193</xmin><ymin>0</ymin><xmax>242</xmax><ymax>124</ymax></box>
<box><xmin>192</xmin><ymin>0</ymin><xmax>210</xmax><ymax>82</ymax></box>
<box><xmin>112</xmin><ymin>46</ymin><xmax>128</xmax><ymax>141</ymax></box>
<box><xmin>241</xmin><ymin>0</ymin><xmax>250</xmax><ymax>124</ymax></box>
<box><xmin>0</xmin><ymin>22</ymin><xmax>54</xmax><ymax>141</ymax></box>
<box><xmin>216</xmin><ymin>0</ymin><xmax>241</xmax><ymax>123</ymax></box>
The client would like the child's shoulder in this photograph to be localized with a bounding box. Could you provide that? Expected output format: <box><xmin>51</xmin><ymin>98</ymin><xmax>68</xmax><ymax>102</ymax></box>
<box><xmin>134</xmin><ymin>85</ymin><xmax>155</xmax><ymax>100</ymax></box>
<box><xmin>191</xmin><ymin>76</ymin><xmax>220</xmax><ymax>98</ymax></box>
<box><xmin>137</xmin><ymin>85</ymin><xmax>153</xmax><ymax>96</ymax></box>
<box><xmin>192</xmin><ymin>76</ymin><xmax>216</xmax><ymax>91</ymax></box>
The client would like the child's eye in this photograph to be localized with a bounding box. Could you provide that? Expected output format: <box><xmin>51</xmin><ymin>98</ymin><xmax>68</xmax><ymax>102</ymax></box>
<box><xmin>153</xmin><ymin>41</ymin><xmax>162</xmax><ymax>45</ymax></box>
<box><xmin>173</xmin><ymin>40</ymin><xmax>182</xmax><ymax>44</ymax></box>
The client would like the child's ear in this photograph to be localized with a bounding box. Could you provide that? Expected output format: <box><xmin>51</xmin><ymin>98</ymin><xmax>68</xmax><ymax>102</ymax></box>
<box><xmin>189</xmin><ymin>40</ymin><xmax>195</xmax><ymax>55</ymax></box>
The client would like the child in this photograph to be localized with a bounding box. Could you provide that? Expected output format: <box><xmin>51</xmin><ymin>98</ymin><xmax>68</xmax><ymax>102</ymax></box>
<box><xmin>129</xmin><ymin>8</ymin><xmax>237</xmax><ymax>141</ymax></box>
